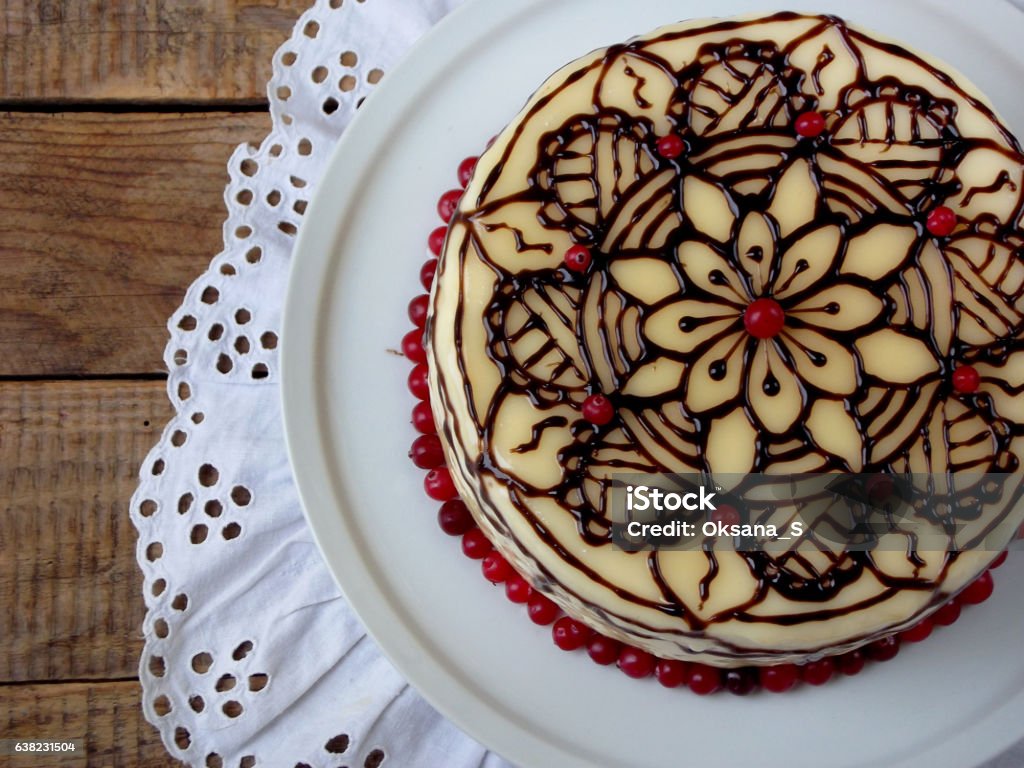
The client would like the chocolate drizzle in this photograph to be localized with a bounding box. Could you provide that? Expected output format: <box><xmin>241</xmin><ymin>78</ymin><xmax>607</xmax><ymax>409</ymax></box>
<box><xmin>428</xmin><ymin>13</ymin><xmax>1024</xmax><ymax>657</ymax></box>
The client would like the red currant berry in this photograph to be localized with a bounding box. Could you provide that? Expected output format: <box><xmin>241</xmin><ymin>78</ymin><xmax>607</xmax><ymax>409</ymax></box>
<box><xmin>837</xmin><ymin>650</ymin><xmax>866</xmax><ymax>677</ymax></box>
<box><xmin>461</xmin><ymin>527</ymin><xmax>492</xmax><ymax>559</ymax></box>
<box><xmin>437</xmin><ymin>189</ymin><xmax>462</xmax><ymax>222</ymax></box>
<box><xmin>687</xmin><ymin>664</ymin><xmax>722</xmax><ymax>695</ymax></box>
<box><xmin>582</xmin><ymin>394</ymin><xmax>615</xmax><ymax>426</ymax></box>
<box><xmin>866</xmin><ymin>474</ymin><xmax>896</xmax><ymax>504</ymax></box>
<box><xmin>481</xmin><ymin>551</ymin><xmax>513</xmax><ymax>583</ymax></box>
<box><xmin>960</xmin><ymin>570</ymin><xmax>994</xmax><ymax>605</ymax></box>
<box><xmin>401</xmin><ymin>329</ymin><xmax>426</xmax><ymax>365</ymax></box>
<box><xmin>710</xmin><ymin>503</ymin><xmax>740</xmax><ymax>527</ymax></box>
<box><xmin>991</xmin><ymin>551</ymin><xmax>1009</xmax><ymax>570</ymax></box>
<box><xmin>428</xmin><ymin>226</ymin><xmax>447</xmax><ymax>256</ymax></box>
<box><xmin>952</xmin><ymin>365</ymin><xmax>981</xmax><ymax>394</ymax></box>
<box><xmin>437</xmin><ymin>499</ymin><xmax>473</xmax><ymax>536</ymax></box>
<box><xmin>586</xmin><ymin>635</ymin><xmax>622</xmax><ymax>666</ymax></box>
<box><xmin>420</xmin><ymin>259</ymin><xmax>438</xmax><ymax>291</ymax></box>
<box><xmin>505</xmin><ymin>575</ymin><xmax>533</xmax><ymax>604</ymax></box>
<box><xmin>412</xmin><ymin>400</ymin><xmax>436</xmax><ymax>434</ymax></box>
<box><xmin>552</xmin><ymin>617</ymin><xmax>591</xmax><ymax>651</ymax></box>
<box><xmin>654</xmin><ymin>659</ymin><xmax>690</xmax><ymax>688</ymax></box>
<box><xmin>408</xmin><ymin>364</ymin><xmax>430</xmax><ymax>400</ymax></box>
<box><xmin>564</xmin><ymin>244</ymin><xmax>592</xmax><ymax>273</ymax></box>
<box><xmin>618</xmin><ymin>647</ymin><xmax>655</xmax><ymax>679</ymax></box>
<box><xmin>802</xmin><ymin>658</ymin><xmax>835</xmax><ymax>686</ymax></box>
<box><xmin>408</xmin><ymin>294</ymin><xmax>430</xmax><ymax>328</ymax></box>
<box><xmin>926</xmin><ymin>205</ymin><xmax>957</xmax><ymax>237</ymax></box>
<box><xmin>931</xmin><ymin>599</ymin><xmax>962</xmax><ymax>627</ymax></box>
<box><xmin>528</xmin><ymin>594</ymin><xmax>561</xmax><ymax>625</ymax></box>
<box><xmin>458</xmin><ymin>156</ymin><xmax>478</xmax><ymax>187</ymax></box>
<box><xmin>744</xmin><ymin>298</ymin><xmax>785</xmax><ymax>339</ymax></box>
<box><xmin>655</xmin><ymin>134</ymin><xmax>685</xmax><ymax>159</ymax></box>
<box><xmin>424</xmin><ymin>467</ymin><xmax>457</xmax><ymax>501</ymax></box>
<box><xmin>409</xmin><ymin>434</ymin><xmax>444</xmax><ymax>469</ymax></box>
<box><xmin>795</xmin><ymin>111</ymin><xmax>827</xmax><ymax>138</ymax></box>
<box><xmin>761</xmin><ymin>663</ymin><xmax>799</xmax><ymax>692</ymax></box>
<box><xmin>725</xmin><ymin>668</ymin><xmax>758</xmax><ymax>695</ymax></box>
<box><xmin>865</xmin><ymin>635</ymin><xmax>900</xmax><ymax>662</ymax></box>
<box><xmin>899</xmin><ymin>618</ymin><xmax>934</xmax><ymax>643</ymax></box>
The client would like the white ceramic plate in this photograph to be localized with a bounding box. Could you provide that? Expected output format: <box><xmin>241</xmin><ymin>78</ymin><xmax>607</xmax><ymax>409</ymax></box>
<box><xmin>281</xmin><ymin>1</ymin><xmax>1024</xmax><ymax>766</ymax></box>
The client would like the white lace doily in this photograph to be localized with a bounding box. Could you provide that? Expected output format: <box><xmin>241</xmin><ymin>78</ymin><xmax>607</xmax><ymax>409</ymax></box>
<box><xmin>129</xmin><ymin>2</ymin><xmax>514</xmax><ymax>766</ymax></box>
<box><xmin>129</xmin><ymin>1</ymin><xmax>1024</xmax><ymax>766</ymax></box>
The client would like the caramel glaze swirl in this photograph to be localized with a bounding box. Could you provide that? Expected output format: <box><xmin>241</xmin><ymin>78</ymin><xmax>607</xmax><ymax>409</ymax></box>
<box><xmin>427</xmin><ymin>12</ymin><xmax>1024</xmax><ymax>662</ymax></box>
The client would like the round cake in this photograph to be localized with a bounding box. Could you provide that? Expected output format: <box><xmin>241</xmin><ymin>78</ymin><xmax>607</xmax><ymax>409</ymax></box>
<box><xmin>426</xmin><ymin>11</ymin><xmax>1024</xmax><ymax>666</ymax></box>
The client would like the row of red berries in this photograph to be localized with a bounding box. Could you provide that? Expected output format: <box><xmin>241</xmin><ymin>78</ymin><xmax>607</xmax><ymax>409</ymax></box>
<box><xmin>405</xmin><ymin>153</ymin><xmax>1004</xmax><ymax>696</ymax></box>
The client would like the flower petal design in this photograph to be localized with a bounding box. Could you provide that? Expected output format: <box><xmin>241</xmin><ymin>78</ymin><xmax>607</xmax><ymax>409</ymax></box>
<box><xmin>781</xmin><ymin>327</ymin><xmax>858</xmax><ymax>395</ymax></box>
<box><xmin>841</xmin><ymin>222</ymin><xmax>919</xmax><ymax>281</ymax></box>
<box><xmin>857</xmin><ymin>329</ymin><xmax>938</xmax><ymax>384</ymax></box>
<box><xmin>748</xmin><ymin>341</ymin><xmax>804</xmax><ymax>434</ymax></box>
<box><xmin>644</xmin><ymin>299</ymin><xmax>739</xmax><ymax>354</ymax></box>
<box><xmin>676</xmin><ymin>241</ymin><xmax>751</xmax><ymax>305</ymax></box>
<box><xmin>790</xmin><ymin>283</ymin><xmax>883</xmax><ymax>332</ymax></box>
<box><xmin>805</xmin><ymin>399</ymin><xmax>863</xmax><ymax>470</ymax></box>
<box><xmin>609</xmin><ymin>257</ymin><xmax>682</xmax><ymax>305</ymax></box>
<box><xmin>774</xmin><ymin>225</ymin><xmax>841</xmax><ymax>299</ymax></box>
<box><xmin>683</xmin><ymin>331</ymin><xmax>747</xmax><ymax>413</ymax></box>
<box><xmin>682</xmin><ymin>176</ymin><xmax>735</xmax><ymax>243</ymax></box>
<box><xmin>737</xmin><ymin>212</ymin><xmax>774</xmax><ymax>295</ymax></box>
<box><xmin>622</xmin><ymin>357</ymin><xmax>687</xmax><ymax>398</ymax></box>
<box><xmin>705</xmin><ymin>408</ymin><xmax>758</xmax><ymax>473</ymax></box>
<box><xmin>767</xmin><ymin>159</ymin><xmax>819</xmax><ymax>238</ymax></box>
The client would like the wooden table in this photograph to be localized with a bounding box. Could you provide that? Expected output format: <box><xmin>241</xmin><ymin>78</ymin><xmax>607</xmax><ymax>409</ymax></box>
<box><xmin>1</xmin><ymin>2</ymin><xmax>309</xmax><ymax>764</ymax></box>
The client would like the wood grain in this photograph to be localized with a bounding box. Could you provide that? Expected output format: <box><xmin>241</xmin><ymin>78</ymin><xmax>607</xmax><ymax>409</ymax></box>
<box><xmin>1</xmin><ymin>681</ymin><xmax>180</xmax><ymax>767</ymax></box>
<box><xmin>0</xmin><ymin>379</ymin><xmax>171</xmax><ymax>683</ymax></box>
<box><xmin>0</xmin><ymin>0</ymin><xmax>309</xmax><ymax>104</ymax></box>
<box><xmin>0</xmin><ymin>110</ymin><xmax>270</xmax><ymax>376</ymax></box>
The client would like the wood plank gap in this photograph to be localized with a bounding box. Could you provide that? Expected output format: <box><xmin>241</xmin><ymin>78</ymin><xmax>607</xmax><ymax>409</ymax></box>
<box><xmin>0</xmin><ymin>101</ymin><xmax>269</xmax><ymax>114</ymax></box>
<box><xmin>0</xmin><ymin>373</ymin><xmax>169</xmax><ymax>383</ymax></box>
<box><xmin>0</xmin><ymin>676</ymin><xmax>138</xmax><ymax>688</ymax></box>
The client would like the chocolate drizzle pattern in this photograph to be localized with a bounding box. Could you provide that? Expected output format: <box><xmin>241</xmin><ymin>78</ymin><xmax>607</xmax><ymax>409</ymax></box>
<box><xmin>428</xmin><ymin>13</ymin><xmax>1024</xmax><ymax>660</ymax></box>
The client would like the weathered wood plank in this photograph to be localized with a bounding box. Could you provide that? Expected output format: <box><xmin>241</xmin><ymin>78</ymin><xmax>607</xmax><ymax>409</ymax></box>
<box><xmin>0</xmin><ymin>110</ymin><xmax>270</xmax><ymax>376</ymax></box>
<box><xmin>0</xmin><ymin>0</ymin><xmax>308</xmax><ymax>104</ymax></box>
<box><xmin>1</xmin><ymin>680</ymin><xmax>180</xmax><ymax>767</ymax></box>
<box><xmin>0</xmin><ymin>379</ymin><xmax>171</xmax><ymax>683</ymax></box>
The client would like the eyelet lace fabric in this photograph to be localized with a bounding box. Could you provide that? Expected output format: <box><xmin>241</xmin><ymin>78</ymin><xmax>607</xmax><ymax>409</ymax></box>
<box><xmin>129</xmin><ymin>1</ymin><xmax>512</xmax><ymax>765</ymax></box>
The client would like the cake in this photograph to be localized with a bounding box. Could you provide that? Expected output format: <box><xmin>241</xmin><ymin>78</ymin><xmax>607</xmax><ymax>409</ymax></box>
<box><xmin>425</xmin><ymin>12</ymin><xmax>1024</xmax><ymax>667</ymax></box>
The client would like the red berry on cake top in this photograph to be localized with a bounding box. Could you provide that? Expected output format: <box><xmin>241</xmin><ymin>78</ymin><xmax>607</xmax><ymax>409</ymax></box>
<box><xmin>952</xmin><ymin>364</ymin><xmax>981</xmax><ymax>393</ymax></box>
<box><xmin>743</xmin><ymin>298</ymin><xmax>785</xmax><ymax>339</ymax></box>
<box><xmin>655</xmin><ymin>133</ymin><xmax>685</xmax><ymax>159</ymax></box>
<box><xmin>794</xmin><ymin>111</ymin><xmax>826</xmax><ymax>137</ymax></box>
<box><xmin>563</xmin><ymin>244</ymin><xmax>591</xmax><ymax>273</ymax></box>
<box><xmin>581</xmin><ymin>394</ymin><xmax>615</xmax><ymax>426</ymax></box>
<box><xmin>926</xmin><ymin>205</ymin><xmax>957</xmax><ymax>236</ymax></box>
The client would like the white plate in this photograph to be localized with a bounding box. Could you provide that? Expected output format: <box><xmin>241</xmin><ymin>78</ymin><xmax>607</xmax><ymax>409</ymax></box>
<box><xmin>281</xmin><ymin>1</ymin><xmax>1024</xmax><ymax>766</ymax></box>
